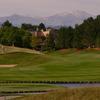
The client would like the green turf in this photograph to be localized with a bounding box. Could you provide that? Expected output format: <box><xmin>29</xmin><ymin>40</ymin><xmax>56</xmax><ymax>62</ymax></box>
<box><xmin>0</xmin><ymin>49</ymin><xmax>100</xmax><ymax>81</ymax></box>
<box><xmin>0</xmin><ymin>83</ymin><xmax>60</xmax><ymax>92</ymax></box>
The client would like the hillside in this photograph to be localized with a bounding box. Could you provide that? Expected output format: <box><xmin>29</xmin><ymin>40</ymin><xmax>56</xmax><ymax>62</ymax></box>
<box><xmin>0</xmin><ymin>49</ymin><xmax>100</xmax><ymax>81</ymax></box>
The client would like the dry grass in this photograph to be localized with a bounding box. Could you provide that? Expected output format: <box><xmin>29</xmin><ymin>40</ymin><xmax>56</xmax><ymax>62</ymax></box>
<box><xmin>0</xmin><ymin>45</ymin><xmax>43</xmax><ymax>55</ymax></box>
<box><xmin>12</xmin><ymin>87</ymin><xmax>100</xmax><ymax>100</ymax></box>
<box><xmin>0</xmin><ymin>64</ymin><xmax>17</xmax><ymax>68</ymax></box>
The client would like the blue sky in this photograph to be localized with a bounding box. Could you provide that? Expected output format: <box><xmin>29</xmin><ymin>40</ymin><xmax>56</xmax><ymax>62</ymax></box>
<box><xmin>0</xmin><ymin>0</ymin><xmax>100</xmax><ymax>17</ymax></box>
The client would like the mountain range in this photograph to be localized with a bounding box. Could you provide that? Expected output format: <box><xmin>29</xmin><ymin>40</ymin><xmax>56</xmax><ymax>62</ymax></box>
<box><xmin>0</xmin><ymin>11</ymin><xmax>94</xmax><ymax>27</ymax></box>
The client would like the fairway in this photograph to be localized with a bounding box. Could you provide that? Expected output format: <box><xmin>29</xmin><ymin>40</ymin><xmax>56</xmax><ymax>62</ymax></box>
<box><xmin>0</xmin><ymin>49</ymin><xmax>100</xmax><ymax>81</ymax></box>
<box><xmin>0</xmin><ymin>83</ymin><xmax>60</xmax><ymax>92</ymax></box>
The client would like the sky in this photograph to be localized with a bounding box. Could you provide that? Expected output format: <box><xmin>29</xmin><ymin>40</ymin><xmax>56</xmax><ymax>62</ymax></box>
<box><xmin>0</xmin><ymin>0</ymin><xmax>100</xmax><ymax>17</ymax></box>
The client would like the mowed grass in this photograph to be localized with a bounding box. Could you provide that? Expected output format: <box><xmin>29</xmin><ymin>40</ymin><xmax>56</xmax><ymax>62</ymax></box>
<box><xmin>0</xmin><ymin>83</ymin><xmax>60</xmax><ymax>92</ymax></box>
<box><xmin>11</xmin><ymin>87</ymin><xmax>100</xmax><ymax>100</ymax></box>
<box><xmin>0</xmin><ymin>49</ymin><xmax>100</xmax><ymax>81</ymax></box>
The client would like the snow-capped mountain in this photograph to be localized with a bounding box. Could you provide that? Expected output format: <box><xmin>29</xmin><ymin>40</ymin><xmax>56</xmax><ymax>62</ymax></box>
<box><xmin>0</xmin><ymin>11</ymin><xmax>94</xmax><ymax>27</ymax></box>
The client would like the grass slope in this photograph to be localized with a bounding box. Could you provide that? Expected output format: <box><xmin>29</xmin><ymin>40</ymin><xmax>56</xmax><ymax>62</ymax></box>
<box><xmin>0</xmin><ymin>45</ymin><xmax>43</xmax><ymax>55</ymax></box>
<box><xmin>0</xmin><ymin>49</ymin><xmax>100</xmax><ymax>81</ymax></box>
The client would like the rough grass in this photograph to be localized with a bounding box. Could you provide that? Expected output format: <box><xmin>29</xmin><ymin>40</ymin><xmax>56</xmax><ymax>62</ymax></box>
<box><xmin>0</xmin><ymin>45</ymin><xmax>43</xmax><ymax>55</ymax></box>
<box><xmin>11</xmin><ymin>87</ymin><xmax>100</xmax><ymax>100</ymax></box>
<box><xmin>0</xmin><ymin>49</ymin><xmax>100</xmax><ymax>81</ymax></box>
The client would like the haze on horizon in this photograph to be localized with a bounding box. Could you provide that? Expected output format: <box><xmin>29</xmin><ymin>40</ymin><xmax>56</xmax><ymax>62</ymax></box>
<box><xmin>0</xmin><ymin>0</ymin><xmax>100</xmax><ymax>17</ymax></box>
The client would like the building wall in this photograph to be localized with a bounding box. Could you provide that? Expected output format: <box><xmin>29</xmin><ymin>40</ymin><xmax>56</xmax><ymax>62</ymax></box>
<box><xmin>31</xmin><ymin>29</ymin><xmax>51</xmax><ymax>37</ymax></box>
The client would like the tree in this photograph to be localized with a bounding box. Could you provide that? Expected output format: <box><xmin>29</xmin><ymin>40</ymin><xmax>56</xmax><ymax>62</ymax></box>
<box><xmin>31</xmin><ymin>36</ymin><xmax>43</xmax><ymax>50</ymax></box>
<box><xmin>55</xmin><ymin>27</ymin><xmax>73</xmax><ymax>49</ymax></box>
<box><xmin>64</xmin><ymin>27</ymin><xmax>73</xmax><ymax>48</ymax></box>
<box><xmin>21</xmin><ymin>23</ymin><xmax>37</xmax><ymax>31</ymax></box>
<box><xmin>22</xmin><ymin>31</ymin><xmax>32</xmax><ymax>48</ymax></box>
<box><xmin>72</xmin><ymin>25</ymin><xmax>84</xmax><ymax>48</ymax></box>
<box><xmin>82</xmin><ymin>17</ymin><xmax>96</xmax><ymax>48</ymax></box>
<box><xmin>2</xmin><ymin>20</ymin><xmax>12</xmax><ymax>27</ymax></box>
<box><xmin>95</xmin><ymin>33</ymin><xmax>100</xmax><ymax>48</ymax></box>
<box><xmin>38</xmin><ymin>23</ymin><xmax>46</xmax><ymax>31</ymax></box>
<box><xmin>44</xmin><ymin>33</ymin><xmax>55</xmax><ymax>50</ymax></box>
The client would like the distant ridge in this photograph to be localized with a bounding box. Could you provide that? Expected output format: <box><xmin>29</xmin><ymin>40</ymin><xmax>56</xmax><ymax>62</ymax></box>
<box><xmin>0</xmin><ymin>14</ymin><xmax>42</xmax><ymax>26</ymax></box>
<box><xmin>0</xmin><ymin>11</ymin><xmax>94</xmax><ymax>27</ymax></box>
<box><xmin>44</xmin><ymin>11</ymin><xmax>94</xmax><ymax>26</ymax></box>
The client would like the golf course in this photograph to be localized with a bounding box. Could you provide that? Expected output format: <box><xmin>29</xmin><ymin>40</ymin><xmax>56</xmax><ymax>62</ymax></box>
<box><xmin>1</xmin><ymin>0</ymin><xmax>100</xmax><ymax>99</ymax></box>
<box><xmin>0</xmin><ymin>46</ymin><xmax>100</xmax><ymax>99</ymax></box>
<box><xmin>0</xmin><ymin>46</ymin><xmax>100</xmax><ymax>81</ymax></box>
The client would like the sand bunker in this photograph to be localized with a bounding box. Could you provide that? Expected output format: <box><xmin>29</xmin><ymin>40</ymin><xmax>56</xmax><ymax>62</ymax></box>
<box><xmin>0</xmin><ymin>64</ymin><xmax>17</xmax><ymax>68</ymax></box>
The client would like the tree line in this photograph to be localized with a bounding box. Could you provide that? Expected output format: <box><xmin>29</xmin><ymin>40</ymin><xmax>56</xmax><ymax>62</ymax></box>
<box><xmin>46</xmin><ymin>15</ymin><xmax>100</xmax><ymax>50</ymax></box>
<box><xmin>0</xmin><ymin>21</ymin><xmax>46</xmax><ymax>49</ymax></box>
<box><xmin>0</xmin><ymin>15</ymin><xmax>100</xmax><ymax>51</ymax></box>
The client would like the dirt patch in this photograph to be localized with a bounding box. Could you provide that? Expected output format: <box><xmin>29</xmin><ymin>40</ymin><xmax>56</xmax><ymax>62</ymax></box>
<box><xmin>0</xmin><ymin>64</ymin><xmax>17</xmax><ymax>68</ymax></box>
<box><xmin>93</xmin><ymin>48</ymin><xmax>100</xmax><ymax>50</ymax></box>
